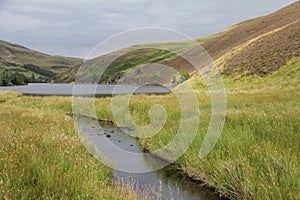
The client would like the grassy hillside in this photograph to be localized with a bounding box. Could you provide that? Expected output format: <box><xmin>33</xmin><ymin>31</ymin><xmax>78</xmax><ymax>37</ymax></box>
<box><xmin>56</xmin><ymin>1</ymin><xmax>300</xmax><ymax>84</ymax></box>
<box><xmin>2</xmin><ymin>2</ymin><xmax>299</xmax><ymax>84</ymax></box>
<box><xmin>54</xmin><ymin>46</ymin><xmax>183</xmax><ymax>84</ymax></box>
<box><xmin>0</xmin><ymin>40</ymin><xmax>82</xmax><ymax>83</ymax></box>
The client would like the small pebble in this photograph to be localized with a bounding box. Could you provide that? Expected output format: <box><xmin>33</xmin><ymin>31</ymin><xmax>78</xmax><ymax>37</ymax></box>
<box><xmin>106</xmin><ymin>134</ymin><xmax>111</xmax><ymax>138</ymax></box>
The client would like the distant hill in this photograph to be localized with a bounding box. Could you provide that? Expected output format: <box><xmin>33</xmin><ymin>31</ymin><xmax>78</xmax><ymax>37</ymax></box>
<box><xmin>56</xmin><ymin>1</ymin><xmax>300</xmax><ymax>84</ymax></box>
<box><xmin>0</xmin><ymin>40</ymin><xmax>82</xmax><ymax>83</ymax></box>
<box><xmin>4</xmin><ymin>1</ymin><xmax>300</xmax><ymax>85</ymax></box>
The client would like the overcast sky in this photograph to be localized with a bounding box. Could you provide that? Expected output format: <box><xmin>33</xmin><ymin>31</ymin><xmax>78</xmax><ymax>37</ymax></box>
<box><xmin>0</xmin><ymin>0</ymin><xmax>297</xmax><ymax>58</ymax></box>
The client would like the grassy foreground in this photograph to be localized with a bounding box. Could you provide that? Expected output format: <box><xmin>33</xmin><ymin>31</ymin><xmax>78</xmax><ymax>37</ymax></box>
<box><xmin>0</xmin><ymin>58</ymin><xmax>299</xmax><ymax>199</ymax></box>
<box><xmin>0</xmin><ymin>91</ymin><xmax>137</xmax><ymax>199</ymax></box>
<box><xmin>101</xmin><ymin>91</ymin><xmax>299</xmax><ymax>199</ymax></box>
<box><xmin>93</xmin><ymin>59</ymin><xmax>300</xmax><ymax>199</ymax></box>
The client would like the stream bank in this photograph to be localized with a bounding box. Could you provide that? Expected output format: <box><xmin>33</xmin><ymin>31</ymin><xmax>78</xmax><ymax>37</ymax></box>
<box><xmin>77</xmin><ymin>117</ymin><xmax>221</xmax><ymax>200</ymax></box>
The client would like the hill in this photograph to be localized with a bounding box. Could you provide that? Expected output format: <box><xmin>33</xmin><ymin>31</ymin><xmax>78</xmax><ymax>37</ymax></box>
<box><xmin>56</xmin><ymin>1</ymin><xmax>300</xmax><ymax>84</ymax></box>
<box><xmin>0</xmin><ymin>40</ymin><xmax>82</xmax><ymax>84</ymax></box>
<box><xmin>2</xmin><ymin>2</ymin><xmax>299</xmax><ymax>85</ymax></box>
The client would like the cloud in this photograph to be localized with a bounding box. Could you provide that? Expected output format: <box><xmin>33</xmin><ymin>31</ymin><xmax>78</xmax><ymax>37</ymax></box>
<box><xmin>0</xmin><ymin>0</ymin><xmax>297</xmax><ymax>57</ymax></box>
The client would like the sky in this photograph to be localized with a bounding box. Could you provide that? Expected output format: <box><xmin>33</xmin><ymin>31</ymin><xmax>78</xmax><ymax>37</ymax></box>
<box><xmin>0</xmin><ymin>0</ymin><xmax>297</xmax><ymax>58</ymax></box>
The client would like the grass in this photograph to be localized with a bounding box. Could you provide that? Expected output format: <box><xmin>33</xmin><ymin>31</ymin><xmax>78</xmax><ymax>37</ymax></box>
<box><xmin>1</xmin><ymin>57</ymin><xmax>299</xmax><ymax>199</ymax></box>
<box><xmin>91</xmin><ymin>58</ymin><xmax>300</xmax><ymax>199</ymax></box>
<box><xmin>112</xmin><ymin>91</ymin><xmax>299</xmax><ymax>199</ymax></box>
<box><xmin>0</xmin><ymin>91</ymin><xmax>139</xmax><ymax>200</ymax></box>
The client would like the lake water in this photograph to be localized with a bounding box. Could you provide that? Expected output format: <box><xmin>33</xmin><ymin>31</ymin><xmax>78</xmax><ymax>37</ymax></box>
<box><xmin>0</xmin><ymin>83</ymin><xmax>171</xmax><ymax>96</ymax></box>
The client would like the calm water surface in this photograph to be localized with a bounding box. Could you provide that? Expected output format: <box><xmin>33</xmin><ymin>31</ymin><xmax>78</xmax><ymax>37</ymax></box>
<box><xmin>0</xmin><ymin>83</ymin><xmax>171</xmax><ymax>95</ymax></box>
<box><xmin>77</xmin><ymin>117</ymin><xmax>220</xmax><ymax>200</ymax></box>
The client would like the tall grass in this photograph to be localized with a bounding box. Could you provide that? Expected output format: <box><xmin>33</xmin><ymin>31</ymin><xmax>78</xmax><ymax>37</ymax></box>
<box><xmin>92</xmin><ymin>59</ymin><xmax>300</xmax><ymax>199</ymax></box>
<box><xmin>0</xmin><ymin>91</ymin><xmax>138</xmax><ymax>199</ymax></box>
<box><xmin>1</xmin><ymin>58</ymin><xmax>299</xmax><ymax>199</ymax></box>
<box><xmin>91</xmin><ymin>89</ymin><xmax>299</xmax><ymax>199</ymax></box>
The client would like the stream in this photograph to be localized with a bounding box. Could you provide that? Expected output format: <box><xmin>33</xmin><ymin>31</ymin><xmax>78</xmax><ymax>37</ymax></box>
<box><xmin>77</xmin><ymin>117</ymin><xmax>220</xmax><ymax>200</ymax></box>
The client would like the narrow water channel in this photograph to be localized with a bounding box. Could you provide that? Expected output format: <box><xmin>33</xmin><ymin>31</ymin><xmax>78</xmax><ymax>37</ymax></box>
<box><xmin>77</xmin><ymin>117</ymin><xmax>220</xmax><ymax>200</ymax></box>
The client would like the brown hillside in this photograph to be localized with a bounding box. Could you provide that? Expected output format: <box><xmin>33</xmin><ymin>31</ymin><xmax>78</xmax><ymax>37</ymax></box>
<box><xmin>153</xmin><ymin>1</ymin><xmax>300</xmax><ymax>77</ymax></box>
<box><xmin>202</xmin><ymin>1</ymin><xmax>300</xmax><ymax>59</ymax></box>
<box><xmin>56</xmin><ymin>1</ymin><xmax>300</xmax><ymax>83</ymax></box>
<box><xmin>223</xmin><ymin>20</ymin><xmax>300</xmax><ymax>76</ymax></box>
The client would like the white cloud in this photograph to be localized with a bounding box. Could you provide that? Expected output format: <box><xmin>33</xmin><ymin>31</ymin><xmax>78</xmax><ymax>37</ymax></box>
<box><xmin>0</xmin><ymin>0</ymin><xmax>297</xmax><ymax>57</ymax></box>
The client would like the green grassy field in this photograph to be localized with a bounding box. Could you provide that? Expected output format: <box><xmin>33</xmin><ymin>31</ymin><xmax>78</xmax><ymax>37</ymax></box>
<box><xmin>1</xmin><ymin>58</ymin><xmax>299</xmax><ymax>199</ymax></box>
<box><xmin>92</xmin><ymin>58</ymin><xmax>300</xmax><ymax>199</ymax></box>
<box><xmin>0</xmin><ymin>92</ymin><xmax>139</xmax><ymax>200</ymax></box>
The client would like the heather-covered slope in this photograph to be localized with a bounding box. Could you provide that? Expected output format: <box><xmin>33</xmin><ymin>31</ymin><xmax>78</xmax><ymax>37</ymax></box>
<box><xmin>56</xmin><ymin>1</ymin><xmax>300</xmax><ymax>83</ymax></box>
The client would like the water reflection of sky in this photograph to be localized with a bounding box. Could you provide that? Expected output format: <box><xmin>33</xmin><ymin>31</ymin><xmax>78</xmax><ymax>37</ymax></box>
<box><xmin>78</xmin><ymin>117</ymin><xmax>220</xmax><ymax>200</ymax></box>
